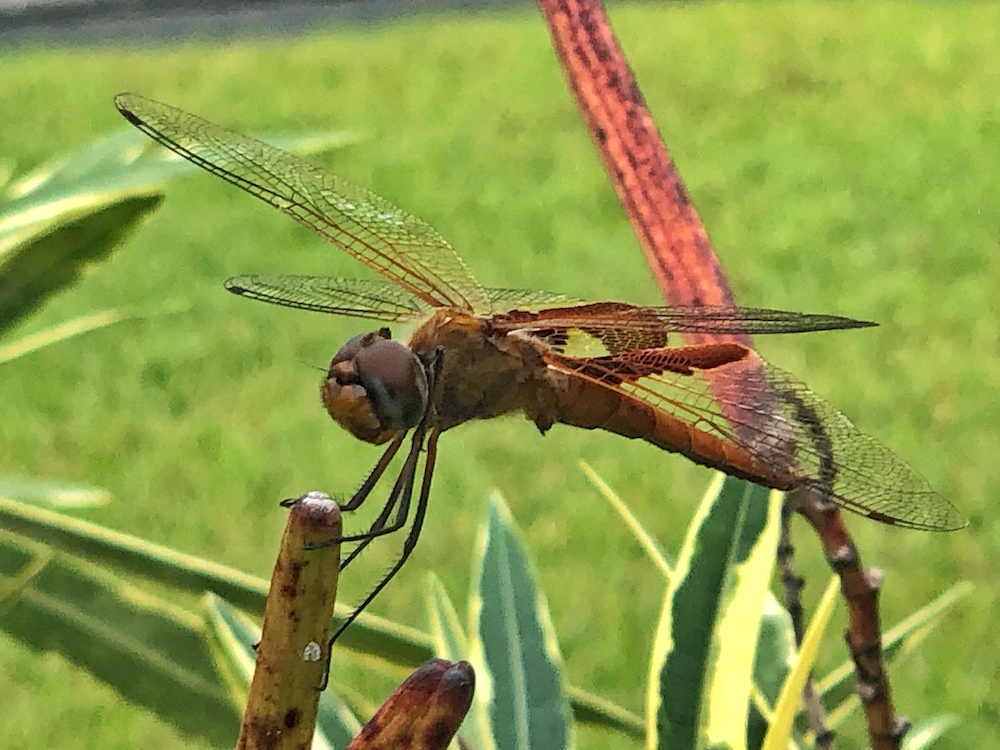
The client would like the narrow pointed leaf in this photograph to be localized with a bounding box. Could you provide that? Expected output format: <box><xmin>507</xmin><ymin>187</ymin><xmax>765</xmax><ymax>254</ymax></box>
<box><xmin>902</xmin><ymin>715</ymin><xmax>960</xmax><ymax>749</ymax></box>
<box><xmin>202</xmin><ymin>592</ymin><xmax>257</xmax><ymax>704</ymax></box>
<box><xmin>0</xmin><ymin>195</ymin><xmax>161</xmax><ymax>335</ymax></box>
<box><xmin>762</xmin><ymin>576</ymin><xmax>839</xmax><ymax>750</ymax></box>
<box><xmin>0</xmin><ymin>476</ymin><xmax>110</xmax><ymax>508</ymax></box>
<box><xmin>0</xmin><ymin>497</ymin><xmax>432</xmax><ymax>666</ymax></box>
<box><xmin>426</xmin><ymin>573</ymin><xmax>471</xmax><ymax>663</ymax></box>
<box><xmin>703</xmin><ymin>488</ymin><xmax>784</xmax><ymax>747</ymax></box>
<box><xmin>470</xmin><ymin>491</ymin><xmax>573</xmax><ymax>750</ymax></box>
<box><xmin>646</xmin><ymin>473</ymin><xmax>774</xmax><ymax>749</ymax></box>
<box><xmin>0</xmin><ymin>530</ymin><xmax>237</xmax><ymax>746</ymax></box>
<box><xmin>579</xmin><ymin>460</ymin><xmax>673</xmax><ymax>577</ymax></box>
<box><xmin>563</xmin><ymin>686</ymin><xmax>644</xmax><ymax>741</ymax></box>
<box><xmin>1</xmin><ymin>497</ymin><xmax>630</xmax><ymax>740</ymax></box>
<box><xmin>746</xmin><ymin>597</ymin><xmax>797</xmax><ymax>746</ymax></box>
<box><xmin>0</xmin><ymin>125</ymin><xmax>354</xmax><ymax>338</ymax></box>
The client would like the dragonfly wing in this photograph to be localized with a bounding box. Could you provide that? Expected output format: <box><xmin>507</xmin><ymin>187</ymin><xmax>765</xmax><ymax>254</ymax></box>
<box><xmin>224</xmin><ymin>275</ymin><xmax>428</xmax><ymax>322</ymax></box>
<box><xmin>748</xmin><ymin>362</ymin><xmax>966</xmax><ymax>531</ymax></box>
<box><xmin>224</xmin><ymin>278</ymin><xmax>573</xmax><ymax>320</ymax></box>
<box><xmin>642</xmin><ymin>305</ymin><xmax>876</xmax><ymax>334</ymax></box>
<box><xmin>485</xmin><ymin>287</ymin><xmax>578</xmax><ymax>311</ymax></box>
<box><xmin>544</xmin><ymin>345</ymin><xmax>965</xmax><ymax>531</ymax></box>
<box><xmin>494</xmin><ymin>302</ymin><xmax>876</xmax><ymax>354</ymax></box>
<box><xmin>115</xmin><ymin>93</ymin><xmax>491</xmax><ymax>312</ymax></box>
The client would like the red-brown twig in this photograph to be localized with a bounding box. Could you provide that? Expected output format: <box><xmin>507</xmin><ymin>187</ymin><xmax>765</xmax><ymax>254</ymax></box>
<box><xmin>796</xmin><ymin>490</ymin><xmax>910</xmax><ymax>749</ymax></box>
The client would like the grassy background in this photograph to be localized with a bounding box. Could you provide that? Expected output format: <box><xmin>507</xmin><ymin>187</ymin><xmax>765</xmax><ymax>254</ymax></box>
<box><xmin>2</xmin><ymin>1</ymin><xmax>998</xmax><ymax>747</ymax></box>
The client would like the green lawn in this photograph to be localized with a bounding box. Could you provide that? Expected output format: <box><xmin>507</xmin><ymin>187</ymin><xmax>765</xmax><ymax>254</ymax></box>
<box><xmin>2</xmin><ymin>2</ymin><xmax>998</xmax><ymax>747</ymax></box>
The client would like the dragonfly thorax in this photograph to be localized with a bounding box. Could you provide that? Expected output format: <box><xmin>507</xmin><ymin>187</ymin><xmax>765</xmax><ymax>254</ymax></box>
<box><xmin>406</xmin><ymin>308</ymin><xmax>561</xmax><ymax>433</ymax></box>
<box><xmin>322</xmin><ymin>328</ymin><xmax>429</xmax><ymax>445</ymax></box>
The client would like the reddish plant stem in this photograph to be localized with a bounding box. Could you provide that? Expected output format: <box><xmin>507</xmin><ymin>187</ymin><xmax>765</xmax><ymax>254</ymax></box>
<box><xmin>535</xmin><ymin>0</ymin><xmax>906</xmax><ymax>747</ymax></box>
<box><xmin>796</xmin><ymin>492</ymin><xmax>909</xmax><ymax>750</ymax></box>
<box><xmin>537</xmin><ymin>0</ymin><xmax>744</xmax><ymax>343</ymax></box>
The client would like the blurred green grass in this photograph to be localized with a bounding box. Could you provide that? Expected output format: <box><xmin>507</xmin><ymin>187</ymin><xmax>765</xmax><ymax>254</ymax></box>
<box><xmin>1</xmin><ymin>2</ymin><xmax>998</xmax><ymax>747</ymax></box>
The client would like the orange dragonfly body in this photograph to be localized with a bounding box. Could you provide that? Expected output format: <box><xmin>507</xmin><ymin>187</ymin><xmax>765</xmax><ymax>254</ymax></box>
<box><xmin>369</xmin><ymin>304</ymin><xmax>790</xmax><ymax>487</ymax></box>
<box><xmin>116</xmin><ymin>93</ymin><xmax>964</xmax><ymax>636</ymax></box>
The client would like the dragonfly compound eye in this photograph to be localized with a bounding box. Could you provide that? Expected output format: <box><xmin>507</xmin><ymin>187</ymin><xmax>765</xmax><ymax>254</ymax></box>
<box><xmin>322</xmin><ymin>332</ymin><xmax>428</xmax><ymax>445</ymax></box>
<box><xmin>330</xmin><ymin>329</ymin><xmax>391</xmax><ymax>371</ymax></box>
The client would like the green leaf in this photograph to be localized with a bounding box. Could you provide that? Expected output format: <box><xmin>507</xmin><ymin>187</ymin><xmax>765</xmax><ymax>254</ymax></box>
<box><xmin>0</xmin><ymin>158</ymin><xmax>13</xmax><ymax>191</ymax></box>
<box><xmin>0</xmin><ymin>194</ymin><xmax>161</xmax><ymax>336</ymax></box>
<box><xmin>201</xmin><ymin>593</ymin><xmax>257</xmax><ymax>705</ymax></box>
<box><xmin>563</xmin><ymin>686</ymin><xmax>644</xmax><ymax>742</ymax></box>
<box><xmin>584</xmin><ymin>464</ymin><xmax>797</xmax><ymax>746</ymax></box>
<box><xmin>647</xmin><ymin>473</ymin><xmax>779</xmax><ymax>749</ymax></box>
<box><xmin>0</xmin><ymin>476</ymin><xmax>110</xmax><ymax>508</ymax></box>
<box><xmin>746</xmin><ymin>596</ymin><xmax>797</xmax><ymax>746</ymax></box>
<box><xmin>703</xmin><ymin>487</ymin><xmax>784</xmax><ymax>747</ymax></box>
<box><xmin>470</xmin><ymin>491</ymin><xmax>574</xmax><ymax>750</ymax></box>
<box><xmin>761</xmin><ymin>575</ymin><xmax>839</xmax><ymax>750</ymax></box>
<box><xmin>0</xmin><ymin>125</ymin><xmax>354</xmax><ymax>339</ymax></box>
<box><xmin>0</xmin><ymin>529</ymin><xmax>238</xmax><ymax>746</ymax></box>
<box><xmin>0</xmin><ymin>309</ymin><xmax>128</xmax><ymax>363</ymax></box>
<box><xmin>902</xmin><ymin>715</ymin><xmax>960</xmax><ymax>749</ymax></box>
<box><xmin>579</xmin><ymin>460</ymin><xmax>674</xmax><ymax>577</ymax></box>
<box><xmin>0</xmin><ymin>494</ymin><xmax>636</xmax><ymax>741</ymax></box>
<box><xmin>0</xmin><ymin>496</ymin><xmax>434</xmax><ymax>667</ymax></box>
<box><xmin>426</xmin><ymin>572</ymin><xmax>471</xmax><ymax>663</ymax></box>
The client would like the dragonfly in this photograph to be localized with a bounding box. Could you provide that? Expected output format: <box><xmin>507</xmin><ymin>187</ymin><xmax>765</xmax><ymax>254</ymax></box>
<box><xmin>115</xmin><ymin>93</ymin><xmax>965</xmax><ymax>641</ymax></box>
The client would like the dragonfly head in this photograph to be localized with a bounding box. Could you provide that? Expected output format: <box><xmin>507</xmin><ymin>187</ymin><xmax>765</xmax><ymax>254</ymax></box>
<box><xmin>322</xmin><ymin>328</ymin><xmax>429</xmax><ymax>445</ymax></box>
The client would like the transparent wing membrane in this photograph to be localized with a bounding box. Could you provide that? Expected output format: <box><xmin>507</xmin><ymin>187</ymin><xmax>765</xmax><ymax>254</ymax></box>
<box><xmin>495</xmin><ymin>302</ymin><xmax>875</xmax><ymax>352</ymax></box>
<box><xmin>493</xmin><ymin>302</ymin><xmax>875</xmax><ymax>358</ymax></box>
<box><xmin>225</xmin><ymin>275</ymin><xmax>428</xmax><ymax>321</ymax></box>
<box><xmin>548</xmin><ymin>347</ymin><xmax>964</xmax><ymax>531</ymax></box>
<box><xmin>225</xmin><ymin>276</ymin><xmax>575</xmax><ymax>321</ymax></box>
<box><xmin>484</xmin><ymin>287</ymin><xmax>577</xmax><ymax>311</ymax></box>
<box><xmin>115</xmin><ymin>93</ymin><xmax>491</xmax><ymax>312</ymax></box>
<box><xmin>115</xmin><ymin>91</ymin><xmax>963</xmax><ymax>674</ymax></box>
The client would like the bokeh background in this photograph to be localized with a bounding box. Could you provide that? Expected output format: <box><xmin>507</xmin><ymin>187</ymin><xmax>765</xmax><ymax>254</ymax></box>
<box><xmin>2</xmin><ymin>1</ymin><xmax>998</xmax><ymax>747</ymax></box>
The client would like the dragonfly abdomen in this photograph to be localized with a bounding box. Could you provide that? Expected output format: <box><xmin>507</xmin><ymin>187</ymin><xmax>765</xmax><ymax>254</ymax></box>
<box><xmin>551</xmin><ymin>374</ymin><xmax>797</xmax><ymax>491</ymax></box>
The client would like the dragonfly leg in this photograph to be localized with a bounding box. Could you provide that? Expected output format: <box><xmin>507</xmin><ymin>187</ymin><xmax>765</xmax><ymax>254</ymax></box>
<box><xmin>325</xmin><ymin>428</ymin><xmax>440</xmax><ymax>663</ymax></box>
<box><xmin>339</xmin><ymin>435</ymin><xmax>405</xmax><ymax>512</ymax></box>
<box><xmin>299</xmin><ymin>435</ymin><xmax>406</xmax><ymax>551</ymax></box>
<box><xmin>337</xmin><ymin>425</ymin><xmax>426</xmax><ymax>566</ymax></box>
